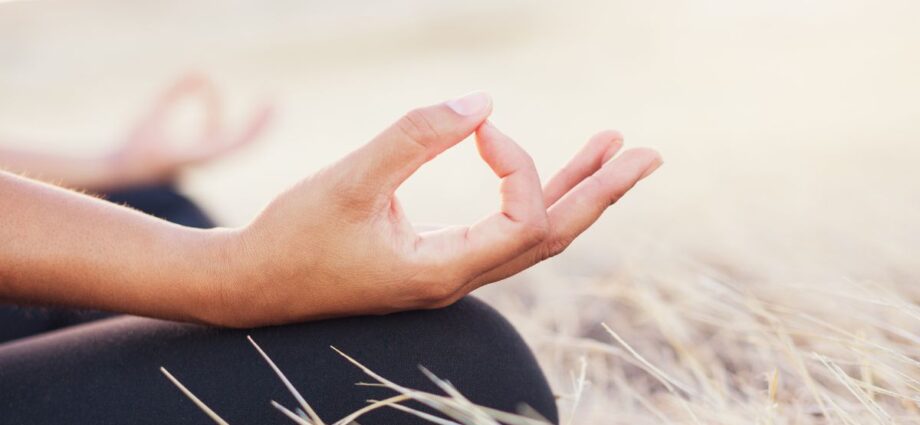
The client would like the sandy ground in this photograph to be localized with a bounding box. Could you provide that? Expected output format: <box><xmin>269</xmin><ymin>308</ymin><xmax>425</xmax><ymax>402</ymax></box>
<box><xmin>2</xmin><ymin>1</ymin><xmax>919</xmax><ymax>423</ymax></box>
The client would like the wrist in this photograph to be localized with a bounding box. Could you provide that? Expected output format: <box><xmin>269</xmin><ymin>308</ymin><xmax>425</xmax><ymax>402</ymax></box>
<box><xmin>171</xmin><ymin>227</ymin><xmax>243</xmax><ymax>327</ymax></box>
<box><xmin>182</xmin><ymin>226</ymin><xmax>266</xmax><ymax>328</ymax></box>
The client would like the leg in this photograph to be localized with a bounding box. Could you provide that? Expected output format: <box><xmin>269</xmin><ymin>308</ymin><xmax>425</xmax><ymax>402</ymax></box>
<box><xmin>0</xmin><ymin>184</ymin><xmax>215</xmax><ymax>344</ymax></box>
<box><xmin>0</xmin><ymin>305</ymin><xmax>113</xmax><ymax>343</ymax></box>
<box><xmin>0</xmin><ymin>296</ymin><xmax>558</xmax><ymax>424</ymax></box>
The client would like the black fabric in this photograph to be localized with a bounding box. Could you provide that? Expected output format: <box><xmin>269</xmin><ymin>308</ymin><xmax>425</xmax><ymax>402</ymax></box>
<box><xmin>0</xmin><ymin>297</ymin><xmax>557</xmax><ymax>424</ymax></box>
<box><xmin>0</xmin><ymin>184</ymin><xmax>559</xmax><ymax>424</ymax></box>
<box><xmin>0</xmin><ymin>306</ymin><xmax>114</xmax><ymax>343</ymax></box>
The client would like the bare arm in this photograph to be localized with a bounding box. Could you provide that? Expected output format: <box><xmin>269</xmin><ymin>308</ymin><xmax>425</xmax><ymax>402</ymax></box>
<box><xmin>0</xmin><ymin>169</ymin><xmax>227</xmax><ymax>323</ymax></box>
<box><xmin>0</xmin><ymin>92</ymin><xmax>661</xmax><ymax>328</ymax></box>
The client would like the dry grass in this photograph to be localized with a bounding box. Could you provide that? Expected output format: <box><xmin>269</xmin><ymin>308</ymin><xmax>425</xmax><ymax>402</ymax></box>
<box><xmin>6</xmin><ymin>1</ymin><xmax>920</xmax><ymax>423</ymax></box>
<box><xmin>163</xmin><ymin>251</ymin><xmax>920</xmax><ymax>424</ymax></box>
<box><xmin>162</xmin><ymin>336</ymin><xmax>555</xmax><ymax>425</ymax></box>
<box><xmin>481</xmin><ymin>240</ymin><xmax>920</xmax><ymax>424</ymax></box>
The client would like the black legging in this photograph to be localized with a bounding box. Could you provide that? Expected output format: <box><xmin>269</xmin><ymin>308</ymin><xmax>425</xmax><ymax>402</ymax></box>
<box><xmin>0</xmin><ymin>185</ymin><xmax>558</xmax><ymax>424</ymax></box>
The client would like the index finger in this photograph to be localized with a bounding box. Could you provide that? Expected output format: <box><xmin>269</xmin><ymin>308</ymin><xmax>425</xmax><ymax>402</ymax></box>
<box><xmin>417</xmin><ymin>122</ymin><xmax>548</xmax><ymax>278</ymax></box>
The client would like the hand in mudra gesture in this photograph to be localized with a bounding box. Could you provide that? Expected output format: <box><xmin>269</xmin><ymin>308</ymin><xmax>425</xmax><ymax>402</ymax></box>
<box><xmin>218</xmin><ymin>92</ymin><xmax>661</xmax><ymax>327</ymax></box>
<box><xmin>109</xmin><ymin>74</ymin><xmax>273</xmax><ymax>187</ymax></box>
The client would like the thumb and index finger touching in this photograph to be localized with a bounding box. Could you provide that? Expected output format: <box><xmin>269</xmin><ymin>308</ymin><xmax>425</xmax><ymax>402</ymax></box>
<box><xmin>334</xmin><ymin>92</ymin><xmax>661</xmax><ymax>279</ymax></box>
<box><xmin>344</xmin><ymin>91</ymin><xmax>495</xmax><ymax>195</ymax></box>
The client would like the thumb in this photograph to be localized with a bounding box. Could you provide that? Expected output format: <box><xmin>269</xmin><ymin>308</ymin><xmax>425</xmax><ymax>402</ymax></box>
<box><xmin>340</xmin><ymin>91</ymin><xmax>493</xmax><ymax>196</ymax></box>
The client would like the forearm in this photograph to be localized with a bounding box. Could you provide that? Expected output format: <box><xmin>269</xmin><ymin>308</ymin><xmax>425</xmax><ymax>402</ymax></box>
<box><xmin>0</xmin><ymin>170</ymin><xmax>230</xmax><ymax>323</ymax></box>
<box><xmin>0</xmin><ymin>92</ymin><xmax>662</xmax><ymax>330</ymax></box>
<box><xmin>0</xmin><ymin>147</ymin><xmax>123</xmax><ymax>192</ymax></box>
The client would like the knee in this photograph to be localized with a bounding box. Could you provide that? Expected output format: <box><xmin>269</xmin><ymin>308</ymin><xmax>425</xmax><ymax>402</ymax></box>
<box><xmin>419</xmin><ymin>296</ymin><xmax>538</xmax><ymax>360</ymax></box>
<box><xmin>227</xmin><ymin>296</ymin><xmax>557</xmax><ymax>423</ymax></box>
<box><xmin>0</xmin><ymin>303</ymin><xmax>558</xmax><ymax>425</ymax></box>
<box><xmin>359</xmin><ymin>296</ymin><xmax>560</xmax><ymax>423</ymax></box>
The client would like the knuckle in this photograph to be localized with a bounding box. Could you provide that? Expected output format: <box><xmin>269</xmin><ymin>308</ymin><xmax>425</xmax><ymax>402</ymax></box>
<box><xmin>609</xmin><ymin>187</ymin><xmax>630</xmax><ymax>205</ymax></box>
<box><xmin>580</xmin><ymin>175</ymin><xmax>617</xmax><ymax>207</ymax></box>
<box><xmin>396</xmin><ymin>108</ymin><xmax>440</xmax><ymax>149</ymax></box>
<box><xmin>524</xmin><ymin>154</ymin><xmax>538</xmax><ymax>170</ymax></box>
<box><xmin>582</xmin><ymin>175</ymin><xmax>605</xmax><ymax>197</ymax></box>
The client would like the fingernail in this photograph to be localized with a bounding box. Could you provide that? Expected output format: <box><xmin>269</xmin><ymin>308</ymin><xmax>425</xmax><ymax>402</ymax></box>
<box><xmin>639</xmin><ymin>158</ymin><xmax>663</xmax><ymax>180</ymax></box>
<box><xmin>445</xmin><ymin>91</ymin><xmax>492</xmax><ymax>116</ymax></box>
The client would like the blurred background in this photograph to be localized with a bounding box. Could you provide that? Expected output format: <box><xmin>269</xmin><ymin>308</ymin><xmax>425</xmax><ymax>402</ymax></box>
<box><xmin>2</xmin><ymin>0</ymin><xmax>919</xmax><ymax>423</ymax></box>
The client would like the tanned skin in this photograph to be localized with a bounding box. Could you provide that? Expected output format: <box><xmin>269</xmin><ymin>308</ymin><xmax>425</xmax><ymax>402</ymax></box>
<box><xmin>0</xmin><ymin>91</ymin><xmax>661</xmax><ymax>328</ymax></box>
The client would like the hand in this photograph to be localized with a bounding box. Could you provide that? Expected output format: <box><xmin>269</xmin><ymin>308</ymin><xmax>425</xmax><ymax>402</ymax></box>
<box><xmin>212</xmin><ymin>92</ymin><xmax>661</xmax><ymax>327</ymax></box>
<box><xmin>105</xmin><ymin>74</ymin><xmax>274</xmax><ymax>187</ymax></box>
